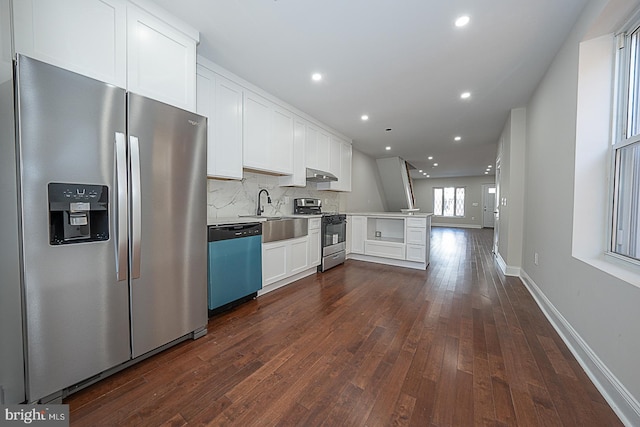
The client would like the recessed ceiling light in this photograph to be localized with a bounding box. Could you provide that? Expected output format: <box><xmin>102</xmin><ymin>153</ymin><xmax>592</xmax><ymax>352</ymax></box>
<box><xmin>423</xmin><ymin>173</ymin><xmax>427</xmax><ymax>176</ymax></box>
<box><xmin>460</xmin><ymin>91</ymin><xmax>471</xmax><ymax>99</ymax></box>
<box><xmin>488</xmin><ymin>165</ymin><xmax>493</xmax><ymax>168</ymax></box>
<box><xmin>385</xmin><ymin>146</ymin><xmax>391</xmax><ymax>150</ymax></box>
<box><xmin>455</xmin><ymin>15</ymin><xmax>470</xmax><ymax>27</ymax></box>
<box><xmin>428</xmin><ymin>156</ymin><xmax>433</xmax><ymax>160</ymax></box>
<box><xmin>485</xmin><ymin>171</ymin><xmax>489</xmax><ymax>174</ymax></box>
<box><xmin>433</xmin><ymin>163</ymin><xmax>438</xmax><ymax>166</ymax></box>
<box><xmin>361</xmin><ymin>114</ymin><xmax>369</xmax><ymax>121</ymax></box>
<box><xmin>454</xmin><ymin>136</ymin><xmax>462</xmax><ymax>141</ymax></box>
<box><xmin>427</xmin><ymin>175</ymin><xmax>430</xmax><ymax>178</ymax></box>
<box><xmin>419</xmin><ymin>170</ymin><xmax>423</xmax><ymax>173</ymax></box>
<box><xmin>311</xmin><ymin>73</ymin><xmax>322</xmax><ymax>82</ymax></box>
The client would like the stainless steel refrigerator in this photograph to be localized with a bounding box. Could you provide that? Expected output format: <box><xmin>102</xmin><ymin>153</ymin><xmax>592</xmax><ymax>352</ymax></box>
<box><xmin>3</xmin><ymin>55</ymin><xmax>207</xmax><ymax>403</ymax></box>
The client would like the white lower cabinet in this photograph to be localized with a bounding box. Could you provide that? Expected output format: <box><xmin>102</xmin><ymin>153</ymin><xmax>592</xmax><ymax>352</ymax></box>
<box><xmin>349</xmin><ymin>216</ymin><xmax>366</xmax><ymax>254</ymax></box>
<box><xmin>348</xmin><ymin>215</ymin><xmax>431</xmax><ymax>269</ymax></box>
<box><xmin>364</xmin><ymin>240</ymin><xmax>406</xmax><ymax>260</ymax></box>
<box><xmin>262</xmin><ymin>241</ymin><xmax>288</xmax><ymax>286</ymax></box>
<box><xmin>406</xmin><ymin>227</ymin><xmax>427</xmax><ymax>245</ymax></box>
<box><xmin>290</xmin><ymin>237</ymin><xmax>309</xmax><ymax>275</ymax></box>
<box><xmin>262</xmin><ymin>235</ymin><xmax>309</xmax><ymax>287</ymax></box>
<box><xmin>406</xmin><ymin>244</ymin><xmax>426</xmax><ymax>262</ymax></box>
<box><xmin>308</xmin><ymin>218</ymin><xmax>321</xmax><ymax>267</ymax></box>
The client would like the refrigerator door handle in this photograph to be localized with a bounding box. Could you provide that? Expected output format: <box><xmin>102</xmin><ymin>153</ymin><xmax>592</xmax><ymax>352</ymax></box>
<box><xmin>130</xmin><ymin>135</ymin><xmax>142</xmax><ymax>279</ymax></box>
<box><xmin>115</xmin><ymin>132</ymin><xmax>128</xmax><ymax>281</ymax></box>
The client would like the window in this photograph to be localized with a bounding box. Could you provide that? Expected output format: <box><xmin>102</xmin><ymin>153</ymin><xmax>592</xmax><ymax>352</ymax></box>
<box><xmin>433</xmin><ymin>187</ymin><xmax>465</xmax><ymax>217</ymax></box>
<box><xmin>612</xmin><ymin>23</ymin><xmax>640</xmax><ymax>261</ymax></box>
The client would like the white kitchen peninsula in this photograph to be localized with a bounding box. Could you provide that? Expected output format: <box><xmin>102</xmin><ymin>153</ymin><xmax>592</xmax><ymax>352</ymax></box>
<box><xmin>346</xmin><ymin>213</ymin><xmax>432</xmax><ymax>270</ymax></box>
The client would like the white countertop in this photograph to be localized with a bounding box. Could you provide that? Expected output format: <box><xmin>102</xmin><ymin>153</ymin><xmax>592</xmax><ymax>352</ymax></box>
<box><xmin>207</xmin><ymin>217</ymin><xmax>267</xmax><ymax>226</ymax></box>
<box><xmin>343</xmin><ymin>212</ymin><xmax>433</xmax><ymax>218</ymax></box>
<box><xmin>207</xmin><ymin>214</ymin><xmax>323</xmax><ymax>226</ymax></box>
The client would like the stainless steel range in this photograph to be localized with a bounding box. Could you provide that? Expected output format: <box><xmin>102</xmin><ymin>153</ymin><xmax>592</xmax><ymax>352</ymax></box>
<box><xmin>294</xmin><ymin>199</ymin><xmax>346</xmax><ymax>272</ymax></box>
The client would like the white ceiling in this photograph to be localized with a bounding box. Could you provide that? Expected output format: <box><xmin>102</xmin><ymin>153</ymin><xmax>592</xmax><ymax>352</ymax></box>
<box><xmin>150</xmin><ymin>0</ymin><xmax>588</xmax><ymax>179</ymax></box>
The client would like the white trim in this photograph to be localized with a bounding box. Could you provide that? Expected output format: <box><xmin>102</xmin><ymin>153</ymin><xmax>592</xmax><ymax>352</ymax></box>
<box><xmin>520</xmin><ymin>270</ymin><xmax>640</xmax><ymax>427</ymax></box>
<box><xmin>495</xmin><ymin>252</ymin><xmax>521</xmax><ymax>276</ymax></box>
<box><xmin>431</xmin><ymin>223</ymin><xmax>482</xmax><ymax>229</ymax></box>
<box><xmin>257</xmin><ymin>267</ymin><xmax>317</xmax><ymax>296</ymax></box>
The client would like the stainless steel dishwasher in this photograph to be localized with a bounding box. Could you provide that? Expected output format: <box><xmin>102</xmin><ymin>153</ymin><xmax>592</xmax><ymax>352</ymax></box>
<box><xmin>207</xmin><ymin>223</ymin><xmax>262</xmax><ymax>315</ymax></box>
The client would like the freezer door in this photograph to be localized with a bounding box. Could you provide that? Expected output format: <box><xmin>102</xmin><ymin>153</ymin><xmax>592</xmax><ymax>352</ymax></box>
<box><xmin>0</xmin><ymin>60</ymin><xmax>25</xmax><ymax>403</ymax></box>
<box><xmin>127</xmin><ymin>93</ymin><xmax>207</xmax><ymax>357</ymax></box>
<box><xmin>15</xmin><ymin>56</ymin><xmax>130</xmax><ymax>402</ymax></box>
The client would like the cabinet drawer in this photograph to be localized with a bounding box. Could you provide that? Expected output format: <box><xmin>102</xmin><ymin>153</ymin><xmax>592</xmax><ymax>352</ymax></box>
<box><xmin>364</xmin><ymin>240</ymin><xmax>405</xmax><ymax>260</ymax></box>
<box><xmin>308</xmin><ymin>218</ymin><xmax>321</xmax><ymax>230</ymax></box>
<box><xmin>406</xmin><ymin>244</ymin><xmax>426</xmax><ymax>262</ymax></box>
<box><xmin>406</xmin><ymin>227</ymin><xmax>427</xmax><ymax>246</ymax></box>
<box><xmin>406</xmin><ymin>217</ymin><xmax>427</xmax><ymax>228</ymax></box>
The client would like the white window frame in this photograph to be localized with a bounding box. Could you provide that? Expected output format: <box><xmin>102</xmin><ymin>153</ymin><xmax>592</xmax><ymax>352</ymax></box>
<box><xmin>609</xmin><ymin>19</ymin><xmax>640</xmax><ymax>265</ymax></box>
<box><xmin>433</xmin><ymin>186</ymin><xmax>465</xmax><ymax>218</ymax></box>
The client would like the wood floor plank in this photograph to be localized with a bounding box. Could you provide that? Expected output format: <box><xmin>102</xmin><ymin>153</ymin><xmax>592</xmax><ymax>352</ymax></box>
<box><xmin>64</xmin><ymin>228</ymin><xmax>622</xmax><ymax>427</ymax></box>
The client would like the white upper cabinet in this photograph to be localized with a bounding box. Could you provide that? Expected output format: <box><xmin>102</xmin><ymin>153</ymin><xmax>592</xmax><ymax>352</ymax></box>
<box><xmin>305</xmin><ymin>125</ymin><xmax>318</xmax><ymax>170</ymax></box>
<box><xmin>328</xmin><ymin>136</ymin><xmax>342</xmax><ymax>177</ymax></box>
<box><xmin>280</xmin><ymin>117</ymin><xmax>306</xmax><ymax>187</ymax></box>
<box><xmin>271</xmin><ymin>104</ymin><xmax>294</xmax><ymax>174</ymax></box>
<box><xmin>316</xmin><ymin>129</ymin><xmax>330</xmax><ymax>173</ymax></box>
<box><xmin>305</xmin><ymin>122</ymin><xmax>330</xmax><ymax>173</ymax></box>
<box><xmin>243</xmin><ymin>90</ymin><xmax>293</xmax><ymax>175</ymax></box>
<box><xmin>243</xmin><ymin>91</ymin><xmax>272</xmax><ymax>172</ymax></box>
<box><xmin>317</xmin><ymin>138</ymin><xmax>352</xmax><ymax>192</ymax></box>
<box><xmin>340</xmin><ymin>142</ymin><xmax>352</xmax><ymax>192</ymax></box>
<box><xmin>127</xmin><ymin>3</ymin><xmax>197</xmax><ymax>111</ymax></box>
<box><xmin>13</xmin><ymin>0</ymin><xmax>127</xmax><ymax>87</ymax></box>
<box><xmin>196</xmin><ymin>64</ymin><xmax>243</xmax><ymax>179</ymax></box>
<box><xmin>12</xmin><ymin>0</ymin><xmax>198</xmax><ymax>111</ymax></box>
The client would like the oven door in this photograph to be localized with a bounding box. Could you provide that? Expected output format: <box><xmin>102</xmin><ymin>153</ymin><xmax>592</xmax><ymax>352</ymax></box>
<box><xmin>322</xmin><ymin>216</ymin><xmax>346</xmax><ymax>256</ymax></box>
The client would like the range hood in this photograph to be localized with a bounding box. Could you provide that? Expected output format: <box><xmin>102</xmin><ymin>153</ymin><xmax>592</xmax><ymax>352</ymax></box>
<box><xmin>376</xmin><ymin>157</ymin><xmax>416</xmax><ymax>211</ymax></box>
<box><xmin>306</xmin><ymin>167</ymin><xmax>338</xmax><ymax>182</ymax></box>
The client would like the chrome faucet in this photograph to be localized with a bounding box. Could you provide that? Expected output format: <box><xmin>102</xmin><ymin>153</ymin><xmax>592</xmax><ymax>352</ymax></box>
<box><xmin>256</xmin><ymin>189</ymin><xmax>271</xmax><ymax>216</ymax></box>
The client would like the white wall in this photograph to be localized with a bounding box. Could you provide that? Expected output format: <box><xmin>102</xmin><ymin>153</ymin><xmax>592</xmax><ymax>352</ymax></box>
<box><xmin>497</xmin><ymin>108</ymin><xmax>526</xmax><ymax>272</ymax></box>
<box><xmin>412</xmin><ymin>176</ymin><xmax>495</xmax><ymax>228</ymax></box>
<box><xmin>343</xmin><ymin>148</ymin><xmax>387</xmax><ymax>212</ymax></box>
<box><xmin>513</xmin><ymin>0</ymin><xmax>640</xmax><ymax>423</ymax></box>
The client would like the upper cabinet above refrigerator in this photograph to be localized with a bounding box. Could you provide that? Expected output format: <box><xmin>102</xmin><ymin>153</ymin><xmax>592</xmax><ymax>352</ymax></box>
<box><xmin>11</xmin><ymin>0</ymin><xmax>198</xmax><ymax>111</ymax></box>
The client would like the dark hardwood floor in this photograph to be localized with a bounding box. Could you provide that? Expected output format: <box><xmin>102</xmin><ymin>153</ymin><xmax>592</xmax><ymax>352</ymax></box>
<box><xmin>65</xmin><ymin>227</ymin><xmax>622</xmax><ymax>426</ymax></box>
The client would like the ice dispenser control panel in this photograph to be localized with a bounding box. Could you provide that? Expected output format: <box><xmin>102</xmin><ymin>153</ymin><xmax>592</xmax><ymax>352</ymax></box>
<box><xmin>48</xmin><ymin>183</ymin><xmax>109</xmax><ymax>245</ymax></box>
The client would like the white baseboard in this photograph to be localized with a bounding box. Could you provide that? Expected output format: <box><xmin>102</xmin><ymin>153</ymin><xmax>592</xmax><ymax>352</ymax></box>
<box><xmin>431</xmin><ymin>223</ymin><xmax>482</xmax><ymax>229</ymax></box>
<box><xmin>495</xmin><ymin>252</ymin><xmax>521</xmax><ymax>276</ymax></box>
<box><xmin>258</xmin><ymin>267</ymin><xmax>317</xmax><ymax>296</ymax></box>
<box><xmin>520</xmin><ymin>270</ymin><xmax>640</xmax><ymax>427</ymax></box>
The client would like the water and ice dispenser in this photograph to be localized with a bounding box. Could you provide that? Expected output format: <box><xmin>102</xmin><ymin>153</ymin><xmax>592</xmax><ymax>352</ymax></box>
<box><xmin>48</xmin><ymin>183</ymin><xmax>109</xmax><ymax>245</ymax></box>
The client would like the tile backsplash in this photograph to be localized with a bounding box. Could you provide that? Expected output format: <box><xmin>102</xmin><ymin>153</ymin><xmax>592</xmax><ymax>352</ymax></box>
<box><xmin>207</xmin><ymin>172</ymin><xmax>343</xmax><ymax>222</ymax></box>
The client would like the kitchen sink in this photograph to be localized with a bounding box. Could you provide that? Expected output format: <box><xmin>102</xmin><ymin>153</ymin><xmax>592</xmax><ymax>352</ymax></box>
<box><xmin>237</xmin><ymin>214</ymin><xmax>283</xmax><ymax>220</ymax></box>
<box><xmin>262</xmin><ymin>218</ymin><xmax>308</xmax><ymax>243</ymax></box>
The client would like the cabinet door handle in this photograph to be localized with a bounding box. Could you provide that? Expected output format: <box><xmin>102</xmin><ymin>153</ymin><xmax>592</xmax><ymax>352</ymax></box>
<box><xmin>130</xmin><ymin>135</ymin><xmax>142</xmax><ymax>279</ymax></box>
<box><xmin>115</xmin><ymin>132</ymin><xmax>128</xmax><ymax>281</ymax></box>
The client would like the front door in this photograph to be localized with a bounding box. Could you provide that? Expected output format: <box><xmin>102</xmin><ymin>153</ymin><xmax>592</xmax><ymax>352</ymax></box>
<box><xmin>482</xmin><ymin>184</ymin><xmax>496</xmax><ymax>228</ymax></box>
